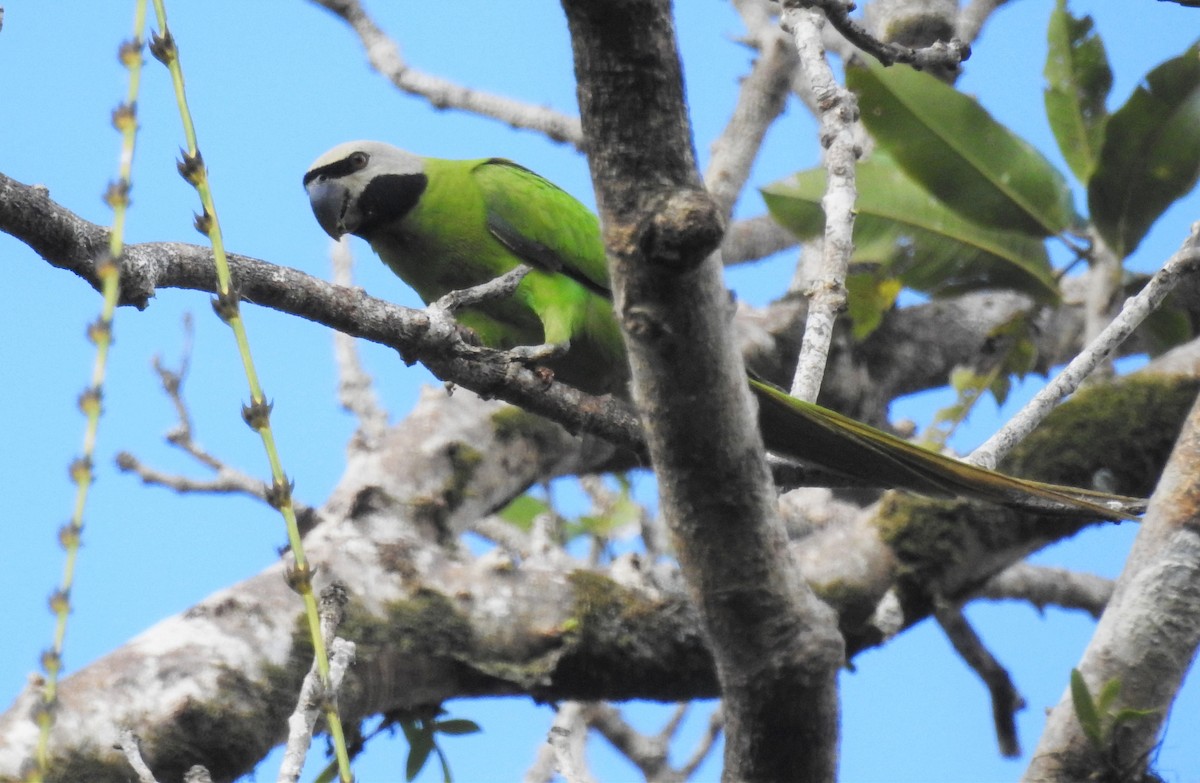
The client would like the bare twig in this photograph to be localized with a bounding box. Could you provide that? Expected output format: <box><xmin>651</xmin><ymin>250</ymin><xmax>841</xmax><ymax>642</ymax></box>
<box><xmin>113</xmin><ymin>351</ymin><xmax>320</xmax><ymax>524</ymax></box>
<box><xmin>780</xmin><ymin>6</ymin><xmax>860</xmax><ymax>402</ymax></box>
<box><xmin>433</xmin><ymin>265</ymin><xmax>531</xmax><ymax>314</ymax></box>
<box><xmin>579</xmin><ymin>701</ymin><xmax>724</xmax><ymax>783</ymax></box>
<box><xmin>582</xmin><ymin>703</ymin><xmax>675</xmax><ymax>782</ymax></box>
<box><xmin>547</xmin><ymin>702</ymin><xmax>596</xmax><ymax>783</ymax></box>
<box><xmin>977</xmin><ymin>562</ymin><xmax>1113</xmax><ymax>618</ymax></box>
<box><xmin>705</xmin><ymin>8</ymin><xmax>796</xmax><ymax>218</ymax></box>
<box><xmin>307</xmin><ymin>0</ymin><xmax>582</xmax><ymax>146</ymax></box>
<box><xmin>116</xmin><ymin>450</ymin><xmax>264</xmax><ymax>497</ymax></box>
<box><xmin>678</xmin><ymin>704</ymin><xmax>724</xmax><ymax>780</ymax></box>
<box><xmin>720</xmin><ymin>214</ymin><xmax>799</xmax><ymax>265</ymax></box>
<box><xmin>971</xmin><ymin>222</ymin><xmax>1200</xmax><ymax>468</ymax></box>
<box><xmin>330</xmin><ymin>238</ymin><xmax>388</xmax><ymax>449</ymax></box>
<box><xmin>278</xmin><ymin>583</ymin><xmax>355</xmax><ymax>783</ymax></box>
<box><xmin>117</xmin><ymin>729</ymin><xmax>160</xmax><ymax>783</ymax></box>
<box><xmin>934</xmin><ymin>598</ymin><xmax>1025</xmax><ymax>758</ymax></box>
<box><xmin>792</xmin><ymin>0</ymin><xmax>971</xmax><ymax>71</ymax></box>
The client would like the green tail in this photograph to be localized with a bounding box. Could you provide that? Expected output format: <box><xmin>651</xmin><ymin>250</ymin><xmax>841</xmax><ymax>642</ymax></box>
<box><xmin>750</xmin><ymin>379</ymin><xmax>1143</xmax><ymax>521</ymax></box>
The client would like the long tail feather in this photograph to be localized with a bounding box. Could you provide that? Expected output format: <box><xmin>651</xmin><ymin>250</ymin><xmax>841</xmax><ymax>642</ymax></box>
<box><xmin>749</xmin><ymin>379</ymin><xmax>1144</xmax><ymax>521</ymax></box>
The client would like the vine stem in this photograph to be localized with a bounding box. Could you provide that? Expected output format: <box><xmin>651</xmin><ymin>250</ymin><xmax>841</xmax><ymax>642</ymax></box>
<box><xmin>147</xmin><ymin>1</ymin><xmax>352</xmax><ymax>778</ymax></box>
<box><xmin>30</xmin><ymin>3</ymin><xmax>149</xmax><ymax>779</ymax></box>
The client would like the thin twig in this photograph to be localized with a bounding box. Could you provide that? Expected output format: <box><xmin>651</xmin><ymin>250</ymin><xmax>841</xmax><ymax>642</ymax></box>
<box><xmin>793</xmin><ymin>0</ymin><xmax>971</xmax><ymax>71</ymax></box>
<box><xmin>115</xmin><ymin>351</ymin><xmax>318</xmax><ymax>523</ymax></box>
<box><xmin>116</xmin><ymin>729</ymin><xmax>160</xmax><ymax>783</ymax></box>
<box><xmin>678</xmin><ymin>705</ymin><xmax>724</xmax><ymax>780</ymax></box>
<box><xmin>432</xmin><ymin>265</ymin><xmax>531</xmax><ymax>313</ymax></box>
<box><xmin>278</xmin><ymin>583</ymin><xmax>355</xmax><ymax>783</ymax></box>
<box><xmin>934</xmin><ymin>598</ymin><xmax>1025</xmax><ymax>758</ymax></box>
<box><xmin>970</xmin><ymin>222</ymin><xmax>1200</xmax><ymax>468</ymax></box>
<box><xmin>308</xmin><ymin>0</ymin><xmax>582</xmax><ymax>146</ymax></box>
<box><xmin>781</xmin><ymin>6</ymin><xmax>860</xmax><ymax>402</ymax></box>
<box><xmin>720</xmin><ymin>214</ymin><xmax>799</xmax><ymax>265</ymax></box>
<box><xmin>547</xmin><ymin>702</ymin><xmax>596</xmax><ymax>783</ymax></box>
<box><xmin>580</xmin><ymin>703</ymin><xmax>672</xmax><ymax>782</ymax></box>
<box><xmin>330</xmin><ymin>238</ymin><xmax>389</xmax><ymax>449</ymax></box>
<box><xmin>705</xmin><ymin>8</ymin><xmax>796</xmax><ymax>219</ymax></box>
<box><xmin>976</xmin><ymin>562</ymin><xmax>1113</xmax><ymax>618</ymax></box>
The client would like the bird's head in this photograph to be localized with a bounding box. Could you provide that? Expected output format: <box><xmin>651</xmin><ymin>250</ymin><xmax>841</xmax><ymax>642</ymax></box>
<box><xmin>303</xmin><ymin>141</ymin><xmax>428</xmax><ymax>239</ymax></box>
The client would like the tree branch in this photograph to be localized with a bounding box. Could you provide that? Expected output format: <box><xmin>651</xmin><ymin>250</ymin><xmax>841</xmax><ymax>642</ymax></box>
<box><xmin>560</xmin><ymin>2</ymin><xmax>843</xmax><ymax>780</ymax></box>
<box><xmin>307</xmin><ymin>0</ymin><xmax>583</xmax><ymax>146</ymax></box>
<box><xmin>1026</xmin><ymin>386</ymin><xmax>1200</xmax><ymax>781</ymax></box>
<box><xmin>971</xmin><ymin>221</ymin><xmax>1200</xmax><ymax>469</ymax></box>
<box><xmin>0</xmin><ymin>170</ymin><xmax>645</xmax><ymax>460</ymax></box>
<box><xmin>781</xmin><ymin>5</ymin><xmax>859</xmax><ymax>403</ymax></box>
<box><xmin>976</xmin><ymin>562</ymin><xmax>1113</xmax><ymax>618</ymax></box>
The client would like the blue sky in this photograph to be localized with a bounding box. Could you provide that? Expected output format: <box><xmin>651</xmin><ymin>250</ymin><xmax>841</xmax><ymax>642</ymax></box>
<box><xmin>2</xmin><ymin>2</ymin><xmax>1198</xmax><ymax>781</ymax></box>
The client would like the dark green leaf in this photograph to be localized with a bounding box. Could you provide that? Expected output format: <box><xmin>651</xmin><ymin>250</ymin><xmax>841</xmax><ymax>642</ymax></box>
<box><xmin>1070</xmin><ymin>669</ymin><xmax>1104</xmax><ymax>746</ymax></box>
<box><xmin>848</xmin><ymin>60</ymin><xmax>1077</xmax><ymax>236</ymax></box>
<box><xmin>1089</xmin><ymin>41</ymin><xmax>1200</xmax><ymax>257</ymax></box>
<box><xmin>406</xmin><ymin>730</ymin><xmax>434</xmax><ymax>782</ymax></box>
<box><xmin>761</xmin><ymin>154</ymin><xmax>1058</xmax><ymax>300</ymax></box>
<box><xmin>1044</xmin><ymin>0</ymin><xmax>1112</xmax><ymax>183</ymax></box>
<box><xmin>433</xmin><ymin>719</ymin><xmax>482</xmax><ymax>736</ymax></box>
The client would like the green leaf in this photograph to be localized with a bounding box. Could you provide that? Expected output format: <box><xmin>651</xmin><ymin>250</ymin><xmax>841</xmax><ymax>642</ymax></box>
<box><xmin>406</xmin><ymin>729</ymin><xmax>434</xmax><ymax>782</ymax></box>
<box><xmin>1089</xmin><ymin>41</ymin><xmax>1200</xmax><ymax>258</ymax></box>
<box><xmin>433</xmin><ymin>719</ymin><xmax>482</xmax><ymax>736</ymax></box>
<box><xmin>312</xmin><ymin>760</ymin><xmax>340</xmax><ymax>783</ymax></box>
<box><xmin>498</xmin><ymin>493</ymin><xmax>551</xmax><ymax>532</ymax></box>
<box><xmin>846</xmin><ymin>272</ymin><xmax>902</xmax><ymax>340</ymax></box>
<box><xmin>1111</xmin><ymin>707</ymin><xmax>1158</xmax><ymax>727</ymax></box>
<box><xmin>1096</xmin><ymin>676</ymin><xmax>1123</xmax><ymax>715</ymax></box>
<box><xmin>1044</xmin><ymin>0</ymin><xmax>1112</xmax><ymax>183</ymax></box>
<box><xmin>848</xmin><ymin>60</ymin><xmax>1077</xmax><ymax>237</ymax></box>
<box><xmin>1070</xmin><ymin>669</ymin><xmax>1104</xmax><ymax>747</ymax></box>
<box><xmin>761</xmin><ymin>154</ymin><xmax>1058</xmax><ymax>300</ymax></box>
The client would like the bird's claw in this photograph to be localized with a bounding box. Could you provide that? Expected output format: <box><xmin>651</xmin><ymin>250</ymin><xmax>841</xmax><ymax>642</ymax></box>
<box><xmin>506</xmin><ymin>340</ymin><xmax>570</xmax><ymax>366</ymax></box>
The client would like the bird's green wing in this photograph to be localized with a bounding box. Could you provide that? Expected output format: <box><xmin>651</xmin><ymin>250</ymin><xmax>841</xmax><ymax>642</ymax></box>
<box><xmin>749</xmin><ymin>378</ymin><xmax>1143</xmax><ymax>521</ymax></box>
<box><xmin>472</xmin><ymin>158</ymin><xmax>612</xmax><ymax>297</ymax></box>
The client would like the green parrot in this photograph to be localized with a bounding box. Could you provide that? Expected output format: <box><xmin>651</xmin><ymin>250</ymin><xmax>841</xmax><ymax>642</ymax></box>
<box><xmin>304</xmin><ymin>141</ymin><xmax>1140</xmax><ymax>521</ymax></box>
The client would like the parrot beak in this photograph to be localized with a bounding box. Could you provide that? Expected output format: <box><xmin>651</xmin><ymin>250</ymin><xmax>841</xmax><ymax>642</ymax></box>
<box><xmin>306</xmin><ymin>179</ymin><xmax>354</xmax><ymax>239</ymax></box>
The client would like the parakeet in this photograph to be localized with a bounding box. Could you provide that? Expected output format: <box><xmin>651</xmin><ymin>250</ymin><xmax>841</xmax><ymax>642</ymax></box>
<box><xmin>304</xmin><ymin>141</ymin><xmax>1140</xmax><ymax>520</ymax></box>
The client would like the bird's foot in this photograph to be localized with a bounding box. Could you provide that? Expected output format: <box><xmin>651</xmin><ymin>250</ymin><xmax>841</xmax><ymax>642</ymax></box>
<box><xmin>506</xmin><ymin>339</ymin><xmax>570</xmax><ymax>366</ymax></box>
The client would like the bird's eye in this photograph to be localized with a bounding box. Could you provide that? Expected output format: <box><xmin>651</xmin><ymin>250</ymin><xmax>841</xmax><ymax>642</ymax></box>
<box><xmin>349</xmin><ymin>151</ymin><xmax>369</xmax><ymax>170</ymax></box>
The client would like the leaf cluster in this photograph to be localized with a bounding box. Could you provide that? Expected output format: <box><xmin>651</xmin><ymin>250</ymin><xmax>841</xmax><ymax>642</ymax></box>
<box><xmin>764</xmin><ymin>0</ymin><xmax>1200</xmax><ymax>426</ymax></box>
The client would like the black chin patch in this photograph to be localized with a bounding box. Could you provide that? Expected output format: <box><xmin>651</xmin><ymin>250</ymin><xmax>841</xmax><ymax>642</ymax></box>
<box><xmin>357</xmin><ymin>173</ymin><xmax>428</xmax><ymax>236</ymax></box>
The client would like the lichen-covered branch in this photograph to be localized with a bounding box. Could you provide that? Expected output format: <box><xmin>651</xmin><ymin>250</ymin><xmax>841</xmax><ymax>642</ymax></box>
<box><xmin>781</xmin><ymin>6</ymin><xmax>859</xmax><ymax>403</ymax></box>
<box><xmin>1026</xmin><ymin>388</ymin><xmax>1200</xmax><ymax>781</ymax></box>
